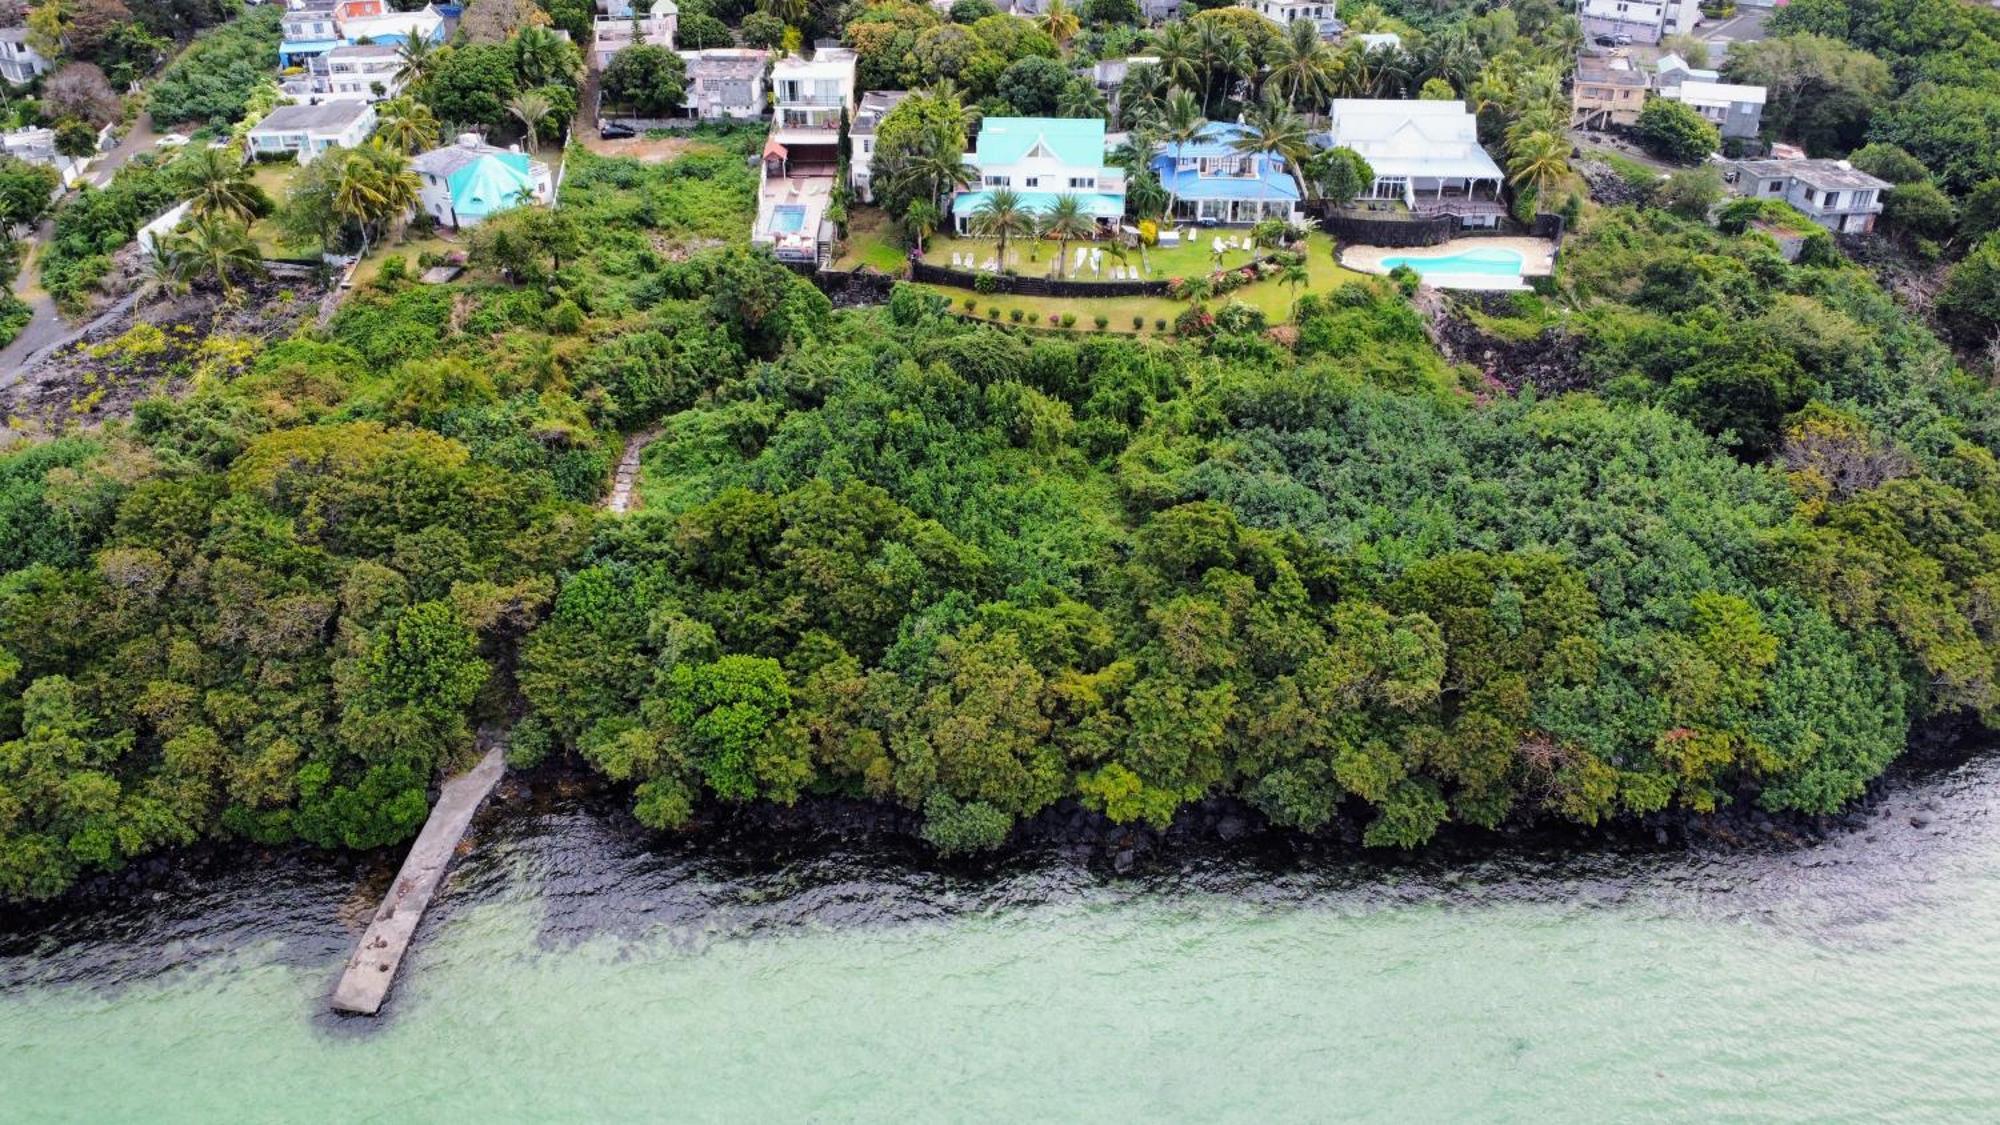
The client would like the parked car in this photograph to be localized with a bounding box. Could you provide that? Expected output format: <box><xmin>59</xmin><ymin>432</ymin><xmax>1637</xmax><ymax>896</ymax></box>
<box><xmin>1592</xmin><ymin>34</ymin><xmax>1632</xmax><ymax>46</ymax></box>
<box><xmin>598</xmin><ymin>122</ymin><xmax>635</xmax><ymax>140</ymax></box>
<box><xmin>155</xmin><ymin>133</ymin><xmax>191</xmax><ymax>148</ymax></box>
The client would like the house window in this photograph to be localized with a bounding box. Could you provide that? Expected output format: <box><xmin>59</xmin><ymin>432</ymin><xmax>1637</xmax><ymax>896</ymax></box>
<box><xmin>1069</xmin><ymin>177</ymin><xmax>1093</xmax><ymax>189</ymax></box>
<box><xmin>1024</xmin><ymin>176</ymin><xmax>1040</xmax><ymax>188</ymax></box>
<box><xmin>1803</xmin><ymin>187</ymin><xmax>1817</xmax><ymax>203</ymax></box>
<box><xmin>983</xmin><ymin>175</ymin><xmax>1008</xmax><ymax>187</ymax></box>
<box><xmin>1823</xmin><ymin>191</ymin><xmax>1840</xmax><ymax>209</ymax></box>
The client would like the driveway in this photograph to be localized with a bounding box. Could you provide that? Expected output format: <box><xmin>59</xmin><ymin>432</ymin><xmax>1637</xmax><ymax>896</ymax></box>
<box><xmin>89</xmin><ymin>111</ymin><xmax>162</xmax><ymax>188</ymax></box>
<box><xmin>1700</xmin><ymin>7</ymin><xmax>1772</xmax><ymax>58</ymax></box>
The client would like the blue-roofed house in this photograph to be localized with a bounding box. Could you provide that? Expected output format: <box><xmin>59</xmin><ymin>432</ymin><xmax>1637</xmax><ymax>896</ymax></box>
<box><xmin>1153</xmin><ymin>122</ymin><xmax>1301</xmax><ymax>225</ymax></box>
<box><xmin>411</xmin><ymin>135</ymin><xmax>555</xmax><ymax>229</ymax></box>
<box><xmin>951</xmin><ymin>117</ymin><xmax>1126</xmax><ymax>234</ymax></box>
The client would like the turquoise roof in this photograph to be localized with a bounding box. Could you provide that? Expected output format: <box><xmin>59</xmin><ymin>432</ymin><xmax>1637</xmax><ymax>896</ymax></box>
<box><xmin>448</xmin><ymin>152</ymin><xmax>535</xmax><ymax>219</ymax></box>
<box><xmin>972</xmin><ymin>117</ymin><xmax>1107</xmax><ymax>169</ymax></box>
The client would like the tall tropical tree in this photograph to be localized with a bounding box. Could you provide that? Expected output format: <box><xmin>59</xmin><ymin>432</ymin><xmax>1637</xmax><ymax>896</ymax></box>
<box><xmin>1153</xmin><ymin>21</ymin><xmax>1201</xmax><ymax>95</ymax></box>
<box><xmin>512</xmin><ymin>25</ymin><xmax>581</xmax><ymax>88</ymax></box>
<box><xmin>1233</xmin><ymin>91</ymin><xmax>1312</xmax><ymax>199</ymax></box>
<box><xmin>1264</xmin><ymin>20</ymin><xmax>1335</xmax><ymax>113</ymax></box>
<box><xmin>968</xmin><ymin>187</ymin><xmax>1035</xmax><ymax>271</ymax></box>
<box><xmin>1040</xmin><ymin>193</ymin><xmax>1095</xmax><ymax>279</ymax></box>
<box><xmin>760</xmin><ymin>0</ymin><xmax>807</xmax><ymax>28</ymax></box>
<box><xmin>163</xmin><ymin>216</ymin><xmax>266</xmax><ymax>300</ymax></box>
<box><xmin>1117</xmin><ymin>62</ymin><xmax>1168</xmax><ymax>129</ymax></box>
<box><xmin>507</xmin><ymin>90</ymin><xmax>553</xmax><ymax>154</ymax></box>
<box><xmin>1158</xmin><ymin>87</ymin><xmax>1207</xmax><ymax>221</ymax></box>
<box><xmin>1506</xmin><ymin>130</ymin><xmax>1569</xmax><ymax>199</ymax></box>
<box><xmin>886</xmin><ymin>140</ymin><xmax>977</xmax><ymax>213</ymax></box>
<box><xmin>1038</xmin><ymin>0</ymin><xmax>1080</xmax><ymax>50</ymax></box>
<box><xmin>1056</xmin><ymin>80</ymin><xmax>1107</xmax><ymax>122</ymax></box>
<box><xmin>375</xmin><ymin>97</ymin><xmax>442</xmax><ymax>155</ymax></box>
<box><xmin>178</xmin><ymin>147</ymin><xmax>263</xmax><ymax>224</ymax></box>
<box><xmin>904</xmin><ymin>198</ymin><xmax>941</xmax><ymax>254</ymax></box>
<box><xmin>394</xmin><ymin>35</ymin><xmax>441</xmax><ymax>92</ymax></box>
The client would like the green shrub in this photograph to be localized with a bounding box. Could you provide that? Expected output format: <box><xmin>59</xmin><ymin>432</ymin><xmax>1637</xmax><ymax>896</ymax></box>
<box><xmin>1132</xmin><ymin>315</ymin><xmax>1145</xmax><ymax>330</ymax></box>
<box><xmin>988</xmin><ymin>305</ymin><xmax>1000</xmax><ymax>319</ymax></box>
<box><xmin>1009</xmin><ymin>308</ymin><xmax>1023</xmax><ymax>322</ymax></box>
<box><xmin>1094</xmin><ymin>314</ymin><xmax>1109</xmax><ymax>330</ymax></box>
<box><xmin>1060</xmin><ymin>312</ymin><xmax>1077</xmax><ymax>328</ymax></box>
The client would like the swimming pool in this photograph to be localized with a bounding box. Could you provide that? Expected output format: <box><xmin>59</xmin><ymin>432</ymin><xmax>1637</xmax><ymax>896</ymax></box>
<box><xmin>769</xmin><ymin>205</ymin><xmax>808</xmax><ymax>234</ymax></box>
<box><xmin>1379</xmin><ymin>247</ymin><xmax>1526</xmax><ymax>278</ymax></box>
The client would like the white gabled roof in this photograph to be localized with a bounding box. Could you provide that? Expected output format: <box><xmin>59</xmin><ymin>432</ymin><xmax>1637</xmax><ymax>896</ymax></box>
<box><xmin>1325</xmin><ymin>99</ymin><xmax>1505</xmax><ymax>182</ymax></box>
<box><xmin>1674</xmin><ymin>80</ymin><xmax>1767</xmax><ymax>108</ymax></box>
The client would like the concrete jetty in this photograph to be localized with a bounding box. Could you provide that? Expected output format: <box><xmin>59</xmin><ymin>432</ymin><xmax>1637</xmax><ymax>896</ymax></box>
<box><xmin>331</xmin><ymin>745</ymin><xmax>507</xmax><ymax>1015</ymax></box>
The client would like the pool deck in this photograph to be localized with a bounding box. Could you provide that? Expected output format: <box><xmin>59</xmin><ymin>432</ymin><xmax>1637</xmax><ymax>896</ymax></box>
<box><xmin>1340</xmin><ymin>236</ymin><xmax>1556</xmax><ymax>292</ymax></box>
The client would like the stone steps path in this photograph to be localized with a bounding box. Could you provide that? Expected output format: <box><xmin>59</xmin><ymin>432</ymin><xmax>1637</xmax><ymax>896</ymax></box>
<box><xmin>605</xmin><ymin>426</ymin><xmax>661</xmax><ymax>513</ymax></box>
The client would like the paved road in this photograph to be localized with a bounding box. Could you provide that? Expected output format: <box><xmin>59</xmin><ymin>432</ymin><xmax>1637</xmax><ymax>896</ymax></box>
<box><xmin>1700</xmin><ymin>7</ymin><xmax>1772</xmax><ymax>55</ymax></box>
<box><xmin>0</xmin><ymin>113</ymin><xmax>166</xmax><ymax>382</ymax></box>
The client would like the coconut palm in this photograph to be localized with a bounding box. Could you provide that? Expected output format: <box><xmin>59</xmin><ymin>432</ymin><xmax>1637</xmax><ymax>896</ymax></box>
<box><xmin>179</xmin><ymin>147</ymin><xmax>263</xmax><ymax>224</ymax></box>
<box><xmin>393</xmin><ymin>35</ymin><xmax>440</xmax><ymax>92</ymax></box>
<box><xmin>1233</xmin><ymin>91</ymin><xmax>1313</xmax><ymax>199</ymax></box>
<box><xmin>904</xmin><ymin>198</ymin><xmax>941</xmax><ymax>254</ymax></box>
<box><xmin>512</xmin><ymin>25</ymin><xmax>580</xmax><ymax>88</ymax></box>
<box><xmin>886</xmin><ymin>140</ymin><xmax>977</xmax><ymax>213</ymax></box>
<box><xmin>1057</xmin><ymin>81</ymin><xmax>1108</xmax><ymax>123</ymax></box>
<box><xmin>968</xmin><ymin>187</ymin><xmax>1035</xmax><ymax>272</ymax></box>
<box><xmin>508</xmin><ymin>90</ymin><xmax>553</xmax><ymax>154</ymax></box>
<box><xmin>1264</xmin><ymin>19</ymin><xmax>1335</xmax><ymax>113</ymax></box>
<box><xmin>1158</xmin><ymin>87</ymin><xmax>1207</xmax><ymax>221</ymax></box>
<box><xmin>760</xmin><ymin>0</ymin><xmax>807</xmax><ymax>27</ymax></box>
<box><xmin>1040</xmin><ymin>194</ymin><xmax>1096</xmax><ymax>279</ymax></box>
<box><xmin>1280</xmin><ymin>259</ymin><xmax>1309</xmax><ymax>298</ymax></box>
<box><xmin>1038</xmin><ymin>0</ymin><xmax>1080</xmax><ymax>49</ymax></box>
<box><xmin>1152</xmin><ymin>21</ymin><xmax>1201</xmax><ymax>95</ymax></box>
<box><xmin>375</xmin><ymin>97</ymin><xmax>442</xmax><ymax>155</ymax></box>
<box><xmin>1193</xmin><ymin>19</ymin><xmax>1233</xmax><ymax>113</ymax></box>
<box><xmin>164</xmin><ymin>215</ymin><xmax>265</xmax><ymax>300</ymax></box>
<box><xmin>1414</xmin><ymin>27</ymin><xmax>1482</xmax><ymax>94</ymax></box>
<box><xmin>331</xmin><ymin>145</ymin><xmax>423</xmax><ymax>253</ymax></box>
<box><xmin>143</xmin><ymin>235</ymin><xmax>189</xmax><ymax>296</ymax></box>
<box><xmin>1506</xmin><ymin>130</ymin><xmax>1570</xmax><ymax>199</ymax></box>
<box><xmin>1117</xmin><ymin>62</ymin><xmax>1168</xmax><ymax>129</ymax></box>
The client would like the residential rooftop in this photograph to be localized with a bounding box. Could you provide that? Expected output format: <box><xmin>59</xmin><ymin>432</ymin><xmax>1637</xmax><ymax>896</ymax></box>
<box><xmin>250</xmin><ymin>101</ymin><xmax>374</xmax><ymax>132</ymax></box>
<box><xmin>1575</xmin><ymin>54</ymin><xmax>1649</xmax><ymax>88</ymax></box>
<box><xmin>852</xmin><ymin>90</ymin><xmax>909</xmax><ymax>136</ymax></box>
<box><xmin>1673</xmin><ymin>80</ymin><xmax>1768</xmax><ymax>107</ymax></box>
<box><xmin>1730</xmin><ymin>158</ymin><xmax>1892</xmax><ymax>192</ymax></box>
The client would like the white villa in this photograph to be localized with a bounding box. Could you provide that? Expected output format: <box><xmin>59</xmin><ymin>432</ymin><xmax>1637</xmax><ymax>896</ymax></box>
<box><xmin>592</xmin><ymin>0</ymin><xmax>677</xmax><ymax>71</ymax></box>
<box><xmin>1238</xmin><ymin>0</ymin><xmax>1341</xmax><ymax>38</ymax></box>
<box><xmin>756</xmin><ymin>48</ymin><xmax>856</xmax><ymax>263</ymax></box>
<box><xmin>282</xmin><ymin>42</ymin><xmax>406</xmax><ymax>104</ymax></box>
<box><xmin>680</xmin><ymin>47</ymin><xmax>769</xmax><ymax>120</ymax></box>
<box><xmin>951</xmin><ymin>116</ymin><xmax>1126</xmax><ymax>234</ymax></box>
<box><xmin>1579</xmin><ymin>0</ymin><xmax>1701</xmax><ymax>45</ymax></box>
<box><xmin>849</xmin><ymin>90</ymin><xmax>908</xmax><ymax>204</ymax></box>
<box><xmin>1325</xmin><ymin>99</ymin><xmax>1507</xmax><ymax>225</ymax></box>
<box><xmin>246</xmin><ymin>101</ymin><xmax>377</xmax><ymax>165</ymax></box>
<box><xmin>0</xmin><ymin>28</ymin><xmax>50</xmax><ymax>85</ymax></box>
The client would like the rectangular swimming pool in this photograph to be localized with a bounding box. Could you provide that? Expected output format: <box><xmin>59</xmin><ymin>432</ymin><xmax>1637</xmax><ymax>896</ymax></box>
<box><xmin>1379</xmin><ymin>248</ymin><xmax>1525</xmax><ymax>278</ymax></box>
<box><xmin>769</xmin><ymin>205</ymin><xmax>808</xmax><ymax>234</ymax></box>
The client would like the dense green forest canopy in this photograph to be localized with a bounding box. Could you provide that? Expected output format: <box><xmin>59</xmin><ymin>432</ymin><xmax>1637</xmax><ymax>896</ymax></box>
<box><xmin>9</xmin><ymin>2</ymin><xmax>2000</xmax><ymax>901</ymax></box>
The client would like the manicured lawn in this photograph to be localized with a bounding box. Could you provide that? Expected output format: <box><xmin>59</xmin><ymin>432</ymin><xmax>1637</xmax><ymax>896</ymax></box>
<box><xmin>833</xmin><ymin>207</ymin><xmax>911</xmax><ymax>272</ymax></box>
<box><xmin>912</xmin><ymin>234</ymin><xmax>1367</xmax><ymax>336</ymax></box>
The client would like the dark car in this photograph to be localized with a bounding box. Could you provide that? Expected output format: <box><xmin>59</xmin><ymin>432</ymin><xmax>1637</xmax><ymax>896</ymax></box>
<box><xmin>598</xmin><ymin>122</ymin><xmax>636</xmax><ymax>140</ymax></box>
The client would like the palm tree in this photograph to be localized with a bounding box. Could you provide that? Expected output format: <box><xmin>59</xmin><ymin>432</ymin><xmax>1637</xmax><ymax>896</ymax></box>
<box><xmin>1506</xmin><ymin>130</ymin><xmax>1569</xmax><ymax>200</ymax></box>
<box><xmin>165</xmin><ymin>216</ymin><xmax>265</xmax><ymax>300</ymax></box>
<box><xmin>1280</xmin><ymin>260</ymin><xmax>1309</xmax><ymax>299</ymax></box>
<box><xmin>760</xmin><ymin>0</ymin><xmax>807</xmax><ymax>28</ymax></box>
<box><xmin>1040</xmin><ymin>194</ymin><xmax>1096</xmax><ymax>279</ymax></box>
<box><xmin>1193</xmin><ymin>20</ymin><xmax>1238</xmax><ymax>114</ymax></box>
<box><xmin>1233</xmin><ymin>91</ymin><xmax>1313</xmax><ymax>200</ymax></box>
<box><xmin>375</xmin><ymin>97</ymin><xmax>441</xmax><ymax>155</ymax></box>
<box><xmin>1414</xmin><ymin>28</ymin><xmax>1482</xmax><ymax>94</ymax></box>
<box><xmin>1327</xmin><ymin>43</ymin><xmax>1369</xmax><ymax>98</ymax></box>
<box><xmin>1265</xmin><ymin>20</ymin><xmax>1334</xmax><ymax>114</ymax></box>
<box><xmin>1118</xmin><ymin>62</ymin><xmax>1168</xmax><ymax>129</ymax></box>
<box><xmin>1158</xmin><ymin>87</ymin><xmax>1206</xmax><ymax>222</ymax></box>
<box><xmin>887</xmin><ymin>140</ymin><xmax>977</xmax><ymax>213</ymax></box>
<box><xmin>512</xmin><ymin>25</ymin><xmax>580</xmax><ymax>88</ymax></box>
<box><xmin>143</xmin><ymin>235</ymin><xmax>189</xmax><ymax>296</ymax></box>
<box><xmin>1038</xmin><ymin>0</ymin><xmax>1080</xmax><ymax>50</ymax></box>
<box><xmin>394</xmin><ymin>35</ymin><xmax>440</xmax><ymax>92</ymax></box>
<box><xmin>968</xmin><ymin>187</ymin><xmax>1035</xmax><ymax>272</ymax></box>
<box><xmin>904</xmin><ymin>199</ymin><xmax>941</xmax><ymax>255</ymax></box>
<box><xmin>508</xmin><ymin>91</ymin><xmax>553</xmax><ymax>154</ymax></box>
<box><xmin>1153</xmin><ymin>22</ymin><xmax>1201</xmax><ymax>95</ymax></box>
<box><xmin>1057</xmin><ymin>81</ymin><xmax>1108</xmax><ymax>122</ymax></box>
<box><xmin>179</xmin><ymin>147</ymin><xmax>262</xmax><ymax>224</ymax></box>
<box><xmin>331</xmin><ymin>146</ymin><xmax>423</xmax><ymax>253</ymax></box>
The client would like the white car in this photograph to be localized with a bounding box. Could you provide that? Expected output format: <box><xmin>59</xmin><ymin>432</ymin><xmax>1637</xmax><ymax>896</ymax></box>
<box><xmin>154</xmin><ymin>133</ymin><xmax>191</xmax><ymax>148</ymax></box>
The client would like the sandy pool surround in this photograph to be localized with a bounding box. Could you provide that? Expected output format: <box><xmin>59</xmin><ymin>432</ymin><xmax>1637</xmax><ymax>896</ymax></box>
<box><xmin>1341</xmin><ymin>236</ymin><xmax>1557</xmax><ymax>291</ymax></box>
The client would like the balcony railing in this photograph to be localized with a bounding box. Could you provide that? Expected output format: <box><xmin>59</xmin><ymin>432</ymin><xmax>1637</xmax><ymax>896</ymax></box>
<box><xmin>775</xmin><ymin>92</ymin><xmax>845</xmax><ymax>107</ymax></box>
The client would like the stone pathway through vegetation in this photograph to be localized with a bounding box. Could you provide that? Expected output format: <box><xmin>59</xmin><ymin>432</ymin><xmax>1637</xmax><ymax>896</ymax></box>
<box><xmin>604</xmin><ymin>427</ymin><xmax>662</xmax><ymax>514</ymax></box>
